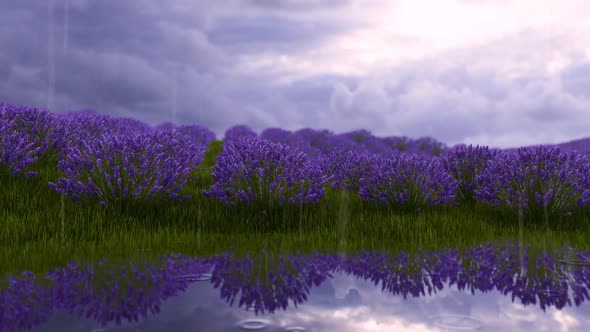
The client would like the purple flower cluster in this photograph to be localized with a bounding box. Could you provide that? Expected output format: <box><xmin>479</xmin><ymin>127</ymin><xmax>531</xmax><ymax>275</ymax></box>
<box><xmin>259</xmin><ymin>127</ymin><xmax>321</xmax><ymax>159</ymax></box>
<box><xmin>474</xmin><ymin>145</ymin><xmax>590</xmax><ymax>217</ymax></box>
<box><xmin>312</xmin><ymin>134</ymin><xmax>366</xmax><ymax>158</ymax></box>
<box><xmin>258</xmin><ymin>127</ymin><xmax>450</xmax><ymax>163</ymax></box>
<box><xmin>259</xmin><ymin>127</ymin><xmax>293</xmax><ymax>143</ymax></box>
<box><xmin>47</xmin><ymin>130</ymin><xmax>206</xmax><ymax>206</ymax></box>
<box><xmin>0</xmin><ymin>102</ymin><xmax>58</xmax><ymax>178</ymax></box>
<box><xmin>337</xmin><ymin>129</ymin><xmax>397</xmax><ymax>156</ymax></box>
<box><xmin>223</xmin><ymin>124</ymin><xmax>258</xmax><ymax>143</ymax></box>
<box><xmin>438</xmin><ymin>144</ymin><xmax>500</xmax><ymax>204</ymax></box>
<box><xmin>547</xmin><ymin>137</ymin><xmax>590</xmax><ymax>160</ymax></box>
<box><xmin>382</xmin><ymin>136</ymin><xmax>413</xmax><ymax>151</ymax></box>
<box><xmin>382</xmin><ymin>135</ymin><xmax>446</xmax><ymax>159</ymax></box>
<box><xmin>319</xmin><ymin>150</ymin><xmax>381</xmax><ymax>192</ymax></box>
<box><xmin>48</xmin><ymin>109</ymin><xmax>153</xmax><ymax>160</ymax></box>
<box><xmin>292</xmin><ymin>128</ymin><xmax>334</xmax><ymax>145</ymax></box>
<box><xmin>291</xmin><ymin>128</ymin><xmax>335</xmax><ymax>160</ymax></box>
<box><xmin>171</xmin><ymin>124</ymin><xmax>217</xmax><ymax>146</ymax></box>
<box><xmin>153</xmin><ymin>122</ymin><xmax>216</xmax><ymax>153</ymax></box>
<box><xmin>202</xmin><ymin>137</ymin><xmax>330</xmax><ymax>207</ymax></box>
<box><xmin>261</xmin><ymin>128</ymin><xmax>357</xmax><ymax>160</ymax></box>
<box><xmin>358</xmin><ymin>153</ymin><xmax>460</xmax><ymax>208</ymax></box>
<box><xmin>416</xmin><ymin>137</ymin><xmax>444</xmax><ymax>157</ymax></box>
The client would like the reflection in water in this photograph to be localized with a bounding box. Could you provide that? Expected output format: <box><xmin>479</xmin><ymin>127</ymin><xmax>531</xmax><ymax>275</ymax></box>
<box><xmin>1</xmin><ymin>242</ymin><xmax>590</xmax><ymax>331</ymax></box>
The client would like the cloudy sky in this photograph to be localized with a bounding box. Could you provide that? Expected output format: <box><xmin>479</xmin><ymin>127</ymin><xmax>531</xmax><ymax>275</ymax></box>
<box><xmin>1</xmin><ymin>0</ymin><xmax>590</xmax><ymax>149</ymax></box>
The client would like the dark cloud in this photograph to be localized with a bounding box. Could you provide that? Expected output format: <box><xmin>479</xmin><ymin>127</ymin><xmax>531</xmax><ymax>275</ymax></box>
<box><xmin>0</xmin><ymin>0</ymin><xmax>237</xmax><ymax>135</ymax></box>
<box><xmin>0</xmin><ymin>53</ymin><xmax>11</xmax><ymax>80</ymax></box>
<box><xmin>281</xmin><ymin>74</ymin><xmax>359</xmax><ymax>104</ymax></box>
<box><xmin>207</xmin><ymin>14</ymin><xmax>349</xmax><ymax>53</ymax></box>
<box><xmin>0</xmin><ymin>0</ymin><xmax>588</xmax><ymax>148</ymax></box>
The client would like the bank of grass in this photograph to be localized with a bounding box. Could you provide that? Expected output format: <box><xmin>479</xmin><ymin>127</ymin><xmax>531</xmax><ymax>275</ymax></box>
<box><xmin>1</xmin><ymin>140</ymin><xmax>589</xmax><ymax>279</ymax></box>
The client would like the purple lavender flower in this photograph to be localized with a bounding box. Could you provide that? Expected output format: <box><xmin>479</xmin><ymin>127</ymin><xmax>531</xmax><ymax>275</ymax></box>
<box><xmin>358</xmin><ymin>153</ymin><xmax>460</xmax><ymax>209</ymax></box>
<box><xmin>438</xmin><ymin>144</ymin><xmax>500</xmax><ymax>204</ymax></box>
<box><xmin>173</xmin><ymin>124</ymin><xmax>217</xmax><ymax>146</ymax></box>
<box><xmin>202</xmin><ymin>137</ymin><xmax>330</xmax><ymax>207</ymax></box>
<box><xmin>0</xmin><ymin>102</ymin><xmax>59</xmax><ymax>178</ymax></box>
<box><xmin>319</xmin><ymin>150</ymin><xmax>381</xmax><ymax>192</ymax></box>
<box><xmin>474</xmin><ymin>145</ymin><xmax>590</xmax><ymax>219</ymax></box>
<box><xmin>224</xmin><ymin>125</ymin><xmax>258</xmax><ymax>142</ymax></box>
<box><xmin>48</xmin><ymin>109</ymin><xmax>153</xmax><ymax>160</ymax></box>
<box><xmin>48</xmin><ymin>130</ymin><xmax>206</xmax><ymax>206</ymax></box>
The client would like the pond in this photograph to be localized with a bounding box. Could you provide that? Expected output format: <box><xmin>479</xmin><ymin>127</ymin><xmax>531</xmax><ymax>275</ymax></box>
<box><xmin>4</xmin><ymin>242</ymin><xmax>590</xmax><ymax>332</ymax></box>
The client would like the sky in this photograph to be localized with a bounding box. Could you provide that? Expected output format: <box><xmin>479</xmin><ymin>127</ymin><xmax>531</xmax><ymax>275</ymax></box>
<box><xmin>1</xmin><ymin>0</ymin><xmax>590</xmax><ymax>149</ymax></box>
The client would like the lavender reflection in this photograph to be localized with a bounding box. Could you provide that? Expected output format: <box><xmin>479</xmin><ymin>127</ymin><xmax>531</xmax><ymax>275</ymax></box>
<box><xmin>1</xmin><ymin>242</ymin><xmax>589</xmax><ymax>331</ymax></box>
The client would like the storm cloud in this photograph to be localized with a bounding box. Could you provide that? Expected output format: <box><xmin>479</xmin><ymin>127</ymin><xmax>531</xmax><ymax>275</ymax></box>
<box><xmin>1</xmin><ymin>0</ymin><xmax>589</xmax><ymax>149</ymax></box>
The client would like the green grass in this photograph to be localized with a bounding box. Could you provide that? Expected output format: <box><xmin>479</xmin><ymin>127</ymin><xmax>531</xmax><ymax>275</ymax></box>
<box><xmin>1</xmin><ymin>139</ymin><xmax>589</xmax><ymax>280</ymax></box>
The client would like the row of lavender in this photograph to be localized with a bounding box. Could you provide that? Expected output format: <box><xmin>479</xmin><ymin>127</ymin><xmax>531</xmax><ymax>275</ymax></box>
<box><xmin>2</xmin><ymin>101</ymin><xmax>590</xmax><ymax>219</ymax></box>
<box><xmin>2</xmin><ymin>242</ymin><xmax>590</xmax><ymax>331</ymax></box>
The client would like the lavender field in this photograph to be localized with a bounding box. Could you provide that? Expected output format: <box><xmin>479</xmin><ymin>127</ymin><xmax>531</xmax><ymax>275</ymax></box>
<box><xmin>3</xmin><ymin>102</ymin><xmax>590</xmax><ymax>331</ymax></box>
<box><xmin>5</xmin><ymin>101</ymin><xmax>590</xmax><ymax>214</ymax></box>
<box><xmin>2</xmin><ymin>101</ymin><xmax>590</xmax><ymax>254</ymax></box>
<box><xmin>4</xmin><ymin>0</ymin><xmax>590</xmax><ymax>330</ymax></box>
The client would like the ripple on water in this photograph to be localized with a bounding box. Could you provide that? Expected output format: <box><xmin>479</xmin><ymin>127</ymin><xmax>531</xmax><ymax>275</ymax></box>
<box><xmin>236</xmin><ymin>318</ymin><xmax>272</xmax><ymax>330</ymax></box>
<box><xmin>430</xmin><ymin>314</ymin><xmax>483</xmax><ymax>330</ymax></box>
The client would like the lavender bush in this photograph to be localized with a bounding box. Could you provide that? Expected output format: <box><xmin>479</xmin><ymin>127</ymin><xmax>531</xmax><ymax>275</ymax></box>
<box><xmin>474</xmin><ymin>145</ymin><xmax>590</xmax><ymax>220</ymax></box>
<box><xmin>303</xmin><ymin>129</ymin><xmax>413</xmax><ymax>161</ymax></box>
<box><xmin>0</xmin><ymin>102</ymin><xmax>59</xmax><ymax>178</ymax></box>
<box><xmin>358</xmin><ymin>153</ymin><xmax>460</xmax><ymax>210</ymax></box>
<box><xmin>292</xmin><ymin>128</ymin><xmax>334</xmax><ymax>146</ymax></box>
<box><xmin>259</xmin><ymin>127</ymin><xmax>323</xmax><ymax>160</ymax></box>
<box><xmin>381</xmin><ymin>136</ymin><xmax>413</xmax><ymax>152</ymax></box>
<box><xmin>291</xmin><ymin>128</ymin><xmax>334</xmax><ymax>160</ymax></box>
<box><xmin>336</xmin><ymin>129</ymin><xmax>396</xmax><ymax>156</ymax></box>
<box><xmin>413</xmin><ymin>137</ymin><xmax>448</xmax><ymax>157</ymax></box>
<box><xmin>319</xmin><ymin>150</ymin><xmax>381</xmax><ymax>193</ymax></box>
<box><xmin>378</xmin><ymin>136</ymin><xmax>448</xmax><ymax>159</ymax></box>
<box><xmin>154</xmin><ymin>122</ymin><xmax>216</xmax><ymax>163</ymax></box>
<box><xmin>202</xmin><ymin>137</ymin><xmax>331</xmax><ymax>208</ymax></box>
<box><xmin>438</xmin><ymin>144</ymin><xmax>500</xmax><ymax>205</ymax></box>
<box><xmin>172</xmin><ymin>124</ymin><xmax>217</xmax><ymax>146</ymax></box>
<box><xmin>259</xmin><ymin>127</ymin><xmax>293</xmax><ymax>144</ymax></box>
<box><xmin>223</xmin><ymin>124</ymin><xmax>258</xmax><ymax>143</ymax></box>
<box><xmin>48</xmin><ymin>110</ymin><xmax>153</xmax><ymax>160</ymax></box>
<box><xmin>311</xmin><ymin>132</ymin><xmax>365</xmax><ymax>157</ymax></box>
<box><xmin>47</xmin><ymin>130</ymin><xmax>207</xmax><ymax>206</ymax></box>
